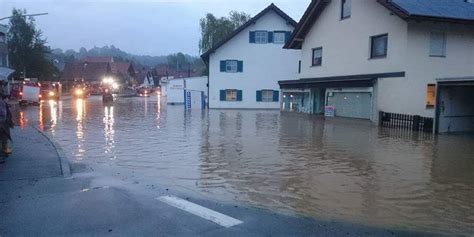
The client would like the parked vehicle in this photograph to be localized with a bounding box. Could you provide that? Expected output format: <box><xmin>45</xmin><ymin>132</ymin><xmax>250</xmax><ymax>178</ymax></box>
<box><xmin>20</xmin><ymin>80</ymin><xmax>41</xmax><ymax>105</ymax></box>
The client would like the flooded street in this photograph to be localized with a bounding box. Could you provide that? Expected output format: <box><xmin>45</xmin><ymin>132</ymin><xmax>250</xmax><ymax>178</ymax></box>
<box><xmin>18</xmin><ymin>96</ymin><xmax>474</xmax><ymax>236</ymax></box>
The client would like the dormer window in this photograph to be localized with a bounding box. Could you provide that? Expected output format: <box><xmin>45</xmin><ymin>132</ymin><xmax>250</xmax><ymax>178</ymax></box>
<box><xmin>341</xmin><ymin>0</ymin><xmax>352</xmax><ymax>20</ymax></box>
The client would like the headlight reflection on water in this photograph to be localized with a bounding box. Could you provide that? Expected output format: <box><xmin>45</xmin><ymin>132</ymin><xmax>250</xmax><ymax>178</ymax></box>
<box><xmin>75</xmin><ymin>99</ymin><xmax>86</xmax><ymax>160</ymax></box>
<box><xmin>103</xmin><ymin>106</ymin><xmax>116</xmax><ymax>160</ymax></box>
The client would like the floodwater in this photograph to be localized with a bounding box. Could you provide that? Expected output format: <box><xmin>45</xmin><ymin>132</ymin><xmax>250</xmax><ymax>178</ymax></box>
<box><xmin>18</xmin><ymin>96</ymin><xmax>474</xmax><ymax>235</ymax></box>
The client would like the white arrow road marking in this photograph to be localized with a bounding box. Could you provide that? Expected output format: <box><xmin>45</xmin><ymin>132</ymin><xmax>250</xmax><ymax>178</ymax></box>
<box><xmin>157</xmin><ymin>195</ymin><xmax>243</xmax><ymax>228</ymax></box>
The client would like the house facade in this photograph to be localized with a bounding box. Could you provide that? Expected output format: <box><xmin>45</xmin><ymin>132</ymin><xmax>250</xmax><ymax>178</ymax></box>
<box><xmin>0</xmin><ymin>24</ymin><xmax>8</xmax><ymax>68</ymax></box>
<box><xmin>280</xmin><ymin>0</ymin><xmax>474</xmax><ymax>133</ymax></box>
<box><xmin>202</xmin><ymin>4</ymin><xmax>300</xmax><ymax>109</ymax></box>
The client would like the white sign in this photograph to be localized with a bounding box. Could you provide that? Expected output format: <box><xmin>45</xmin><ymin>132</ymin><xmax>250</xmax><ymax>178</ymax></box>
<box><xmin>325</xmin><ymin>106</ymin><xmax>335</xmax><ymax>117</ymax></box>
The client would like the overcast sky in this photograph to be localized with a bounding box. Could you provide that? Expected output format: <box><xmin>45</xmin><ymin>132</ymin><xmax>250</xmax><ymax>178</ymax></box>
<box><xmin>0</xmin><ymin>0</ymin><xmax>310</xmax><ymax>56</ymax></box>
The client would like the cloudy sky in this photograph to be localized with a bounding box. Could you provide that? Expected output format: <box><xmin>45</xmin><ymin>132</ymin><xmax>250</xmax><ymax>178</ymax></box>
<box><xmin>0</xmin><ymin>0</ymin><xmax>310</xmax><ymax>56</ymax></box>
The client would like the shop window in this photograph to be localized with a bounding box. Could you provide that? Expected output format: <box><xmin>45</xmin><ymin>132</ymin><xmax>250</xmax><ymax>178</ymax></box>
<box><xmin>426</xmin><ymin>84</ymin><xmax>436</xmax><ymax>108</ymax></box>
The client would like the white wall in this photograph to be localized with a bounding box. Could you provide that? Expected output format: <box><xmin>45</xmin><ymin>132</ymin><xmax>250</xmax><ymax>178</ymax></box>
<box><xmin>298</xmin><ymin>0</ymin><xmax>474</xmax><ymax>119</ymax></box>
<box><xmin>299</xmin><ymin>0</ymin><xmax>408</xmax><ymax>79</ymax></box>
<box><xmin>209</xmin><ymin>10</ymin><xmax>300</xmax><ymax>109</ymax></box>
<box><xmin>166</xmin><ymin>76</ymin><xmax>208</xmax><ymax>104</ymax></box>
<box><xmin>378</xmin><ymin>21</ymin><xmax>474</xmax><ymax>117</ymax></box>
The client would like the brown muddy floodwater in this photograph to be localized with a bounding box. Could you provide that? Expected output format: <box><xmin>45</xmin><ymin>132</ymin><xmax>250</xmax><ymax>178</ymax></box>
<box><xmin>18</xmin><ymin>96</ymin><xmax>474</xmax><ymax>235</ymax></box>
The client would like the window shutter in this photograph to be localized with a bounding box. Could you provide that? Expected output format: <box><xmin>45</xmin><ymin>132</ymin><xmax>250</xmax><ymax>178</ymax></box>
<box><xmin>237</xmin><ymin>61</ymin><xmax>243</xmax><ymax>72</ymax></box>
<box><xmin>268</xmin><ymin>32</ymin><xmax>274</xmax><ymax>43</ymax></box>
<box><xmin>220</xmin><ymin>90</ymin><xmax>226</xmax><ymax>101</ymax></box>
<box><xmin>249</xmin><ymin>31</ymin><xmax>256</xmax><ymax>43</ymax></box>
<box><xmin>237</xmin><ymin>90</ymin><xmax>243</xmax><ymax>101</ymax></box>
<box><xmin>256</xmin><ymin>90</ymin><xmax>262</xmax><ymax>102</ymax></box>
<box><xmin>285</xmin><ymin>31</ymin><xmax>291</xmax><ymax>43</ymax></box>
<box><xmin>273</xmin><ymin>90</ymin><xmax>279</xmax><ymax>102</ymax></box>
<box><xmin>220</xmin><ymin>60</ymin><xmax>226</xmax><ymax>72</ymax></box>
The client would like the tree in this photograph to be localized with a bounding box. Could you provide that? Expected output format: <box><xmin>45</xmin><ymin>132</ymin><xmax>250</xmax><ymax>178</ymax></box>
<box><xmin>7</xmin><ymin>8</ymin><xmax>58</xmax><ymax>80</ymax></box>
<box><xmin>199</xmin><ymin>11</ymin><xmax>251</xmax><ymax>54</ymax></box>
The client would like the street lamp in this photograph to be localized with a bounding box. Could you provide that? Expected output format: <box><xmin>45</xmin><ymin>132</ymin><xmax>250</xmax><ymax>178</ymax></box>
<box><xmin>0</xmin><ymin>13</ymin><xmax>48</xmax><ymax>21</ymax></box>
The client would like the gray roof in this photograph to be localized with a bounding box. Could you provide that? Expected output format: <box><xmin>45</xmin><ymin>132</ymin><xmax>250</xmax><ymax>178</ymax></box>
<box><xmin>391</xmin><ymin>0</ymin><xmax>474</xmax><ymax>21</ymax></box>
<box><xmin>0</xmin><ymin>24</ymin><xmax>7</xmax><ymax>34</ymax></box>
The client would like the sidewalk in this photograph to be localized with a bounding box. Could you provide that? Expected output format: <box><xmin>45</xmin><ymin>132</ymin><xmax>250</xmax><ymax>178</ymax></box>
<box><xmin>0</xmin><ymin>126</ymin><xmax>65</xmax><ymax>181</ymax></box>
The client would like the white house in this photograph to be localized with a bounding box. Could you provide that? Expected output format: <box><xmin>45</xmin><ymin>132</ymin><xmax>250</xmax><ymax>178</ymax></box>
<box><xmin>202</xmin><ymin>4</ymin><xmax>300</xmax><ymax>109</ymax></box>
<box><xmin>280</xmin><ymin>0</ymin><xmax>474</xmax><ymax>133</ymax></box>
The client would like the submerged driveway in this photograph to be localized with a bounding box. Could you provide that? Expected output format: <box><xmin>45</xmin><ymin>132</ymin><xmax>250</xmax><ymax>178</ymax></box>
<box><xmin>13</xmin><ymin>96</ymin><xmax>474</xmax><ymax>236</ymax></box>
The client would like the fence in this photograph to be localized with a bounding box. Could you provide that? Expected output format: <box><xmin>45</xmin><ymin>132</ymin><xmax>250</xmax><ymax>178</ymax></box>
<box><xmin>379</xmin><ymin>111</ymin><xmax>434</xmax><ymax>133</ymax></box>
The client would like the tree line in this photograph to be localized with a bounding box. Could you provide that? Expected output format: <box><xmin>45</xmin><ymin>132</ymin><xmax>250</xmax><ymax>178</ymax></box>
<box><xmin>4</xmin><ymin>7</ymin><xmax>251</xmax><ymax>80</ymax></box>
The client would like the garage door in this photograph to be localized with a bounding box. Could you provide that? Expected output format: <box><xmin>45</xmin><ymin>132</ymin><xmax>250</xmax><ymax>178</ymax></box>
<box><xmin>437</xmin><ymin>85</ymin><xmax>474</xmax><ymax>133</ymax></box>
<box><xmin>327</xmin><ymin>92</ymin><xmax>372</xmax><ymax>119</ymax></box>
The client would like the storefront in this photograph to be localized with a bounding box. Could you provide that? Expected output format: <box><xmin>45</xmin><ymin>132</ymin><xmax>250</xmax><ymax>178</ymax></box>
<box><xmin>279</xmin><ymin>76</ymin><xmax>377</xmax><ymax>119</ymax></box>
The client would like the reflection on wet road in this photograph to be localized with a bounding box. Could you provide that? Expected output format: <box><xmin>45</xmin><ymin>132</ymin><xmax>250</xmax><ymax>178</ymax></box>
<box><xmin>19</xmin><ymin>96</ymin><xmax>474</xmax><ymax>235</ymax></box>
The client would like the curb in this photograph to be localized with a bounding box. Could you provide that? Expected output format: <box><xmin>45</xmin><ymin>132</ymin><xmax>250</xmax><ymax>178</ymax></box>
<box><xmin>32</xmin><ymin>126</ymin><xmax>72</xmax><ymax>178</ymax></box>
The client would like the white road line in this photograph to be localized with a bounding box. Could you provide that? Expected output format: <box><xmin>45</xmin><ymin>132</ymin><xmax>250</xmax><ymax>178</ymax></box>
<box><xmin>157</xmin><ymin>195</ymin><xmax>243</xmax><ymax>228</ymax></box>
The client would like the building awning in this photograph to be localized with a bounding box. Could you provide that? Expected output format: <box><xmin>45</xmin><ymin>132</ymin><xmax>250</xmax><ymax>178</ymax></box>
<box><xmin>279</xmin><ymin>72</ymin><xmax>405</xmax><ymax>89</ymax></box>
<box><xmin>0</xmin><ymin>67</ymin><xmax>15</xmax><ymax>81</ymax></box>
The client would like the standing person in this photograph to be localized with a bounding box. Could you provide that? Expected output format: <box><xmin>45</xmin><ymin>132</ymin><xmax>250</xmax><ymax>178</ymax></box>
<box><xmin>0</xmin><ymin>82</ymin><xmax>13</xmax><ymax>164</ymax></box>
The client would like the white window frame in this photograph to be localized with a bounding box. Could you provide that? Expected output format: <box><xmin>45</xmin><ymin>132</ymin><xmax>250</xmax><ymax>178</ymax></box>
<box><xmin>261</xmin><ymin>90</ymin><xmax>274</xmax><ymax>102</ymax></box>
<box><xmin>226</xmin><ymin>89</ymin><xmax>237</xmax><ymax>101</ymax></box>
<box><xmin>273</xmin><ymin>32</ymin><xmax>286</xmax><ymax>44</ymax></box>
<box><xmin>255</xmin><ymin>31</ymin><xmax>268</xmax><ymax>44</ymax></box>
<box><xmin>430</xmin><ymin>32</ymin><xmax>447</xmax><ymax>57</ymax></box>
<box><xmin>226</xmin><ymin>60</ymin><xmax>238</xmax><ymax>73</ymax></box>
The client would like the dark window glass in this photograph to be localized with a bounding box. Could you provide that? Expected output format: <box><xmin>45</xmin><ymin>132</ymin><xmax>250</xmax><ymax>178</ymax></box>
<box><xmin>312</xmin><ymin>48</ymin><xmax>322</xmax><ymax>66</ymax></box>
<box><xmin>341</xmin><ymin>0</ymin><xmax>352</xmax><ymax>19</ymax></box>
<box><xmin>370</xmin><ymin>34</ymin><xmax>388</xmax><ymax>58</ymax></box>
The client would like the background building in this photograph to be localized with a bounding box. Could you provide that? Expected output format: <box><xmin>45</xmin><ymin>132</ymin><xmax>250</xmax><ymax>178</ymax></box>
<box><xmin>202</xmin><ymin>4</ymin><xmax>300</xmax><ymax>109</ymax></box>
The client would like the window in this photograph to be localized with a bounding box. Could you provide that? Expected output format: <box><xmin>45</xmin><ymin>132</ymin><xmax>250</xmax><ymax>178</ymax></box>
<box><xmin>0</xmin><ymin>54</ymin><xmax>4</xmax><ymax>67</ymax></box>
<box><xmin>426</xmin><ymin>84</ymin><xmax>436</xmax><ymax>108</ymax></box>
<box><xmin>220</xmin><ymin>60</ymin><xmax>243</xmax><ymax>73</ymax></box>
<box><xmin>298</xmin><ymin>60</ymin><xmax>301</xmax><ymax>74</ymax></box>
<box><xmin>256</xmin><ymin>90</ymin><xmax>279</xmax><ymax>102</ymax></box>
<box><xmin>226</xmin><ymin>89</ymin><xmax>238</xmax><ymax>101</ymax></box>
<box><xmin>312</xmin><ymin>47</ymin><xmax>323</xmax><ymax>66</ymax></box>
<box><xmin>0</xmin><ymin>34</ymin><xmax>5</xmax><ymax>43</ymax></box>
<box><xmin>262</xmin><ymin>90</ymin><xmax>274</xmax><ymax>102</ymax></box>
<box><xmin>370</xmin><ymin>34</ymin><xmax>388</xmax><ymax>58</ymax></box>
<box><xmin>430</xmin><ymin>32</ymin><xmax>446</xmax><ymax>57</ymax></box>
<box><xmin>273</xmin><ymin>32</ymin><xmax>286</xmax><ymax>44</ymax></box>
<box><xmin>226</xmin><ymin>60</ymin><xmax>238</xmax><ymax>73</ymax></box>
<box><xmin>255</xmin><ymin>31</ymin><xmax>268</xmax><ymax>44</ymax></box>
<box><xmin>341</xmin><ymin>0</ymin><xmax>352</xmax><ymax>19</ymax></box>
